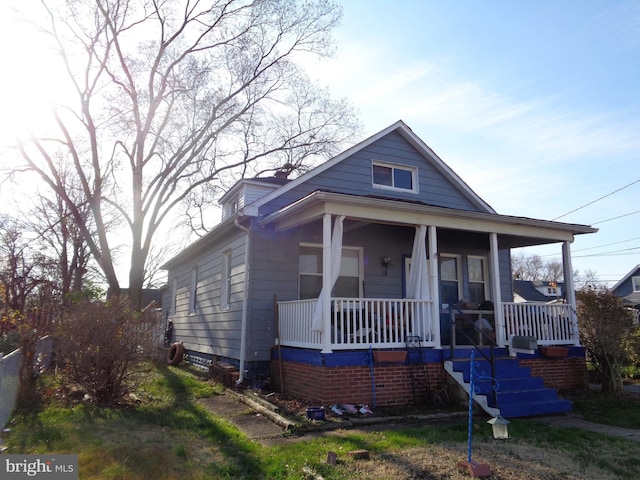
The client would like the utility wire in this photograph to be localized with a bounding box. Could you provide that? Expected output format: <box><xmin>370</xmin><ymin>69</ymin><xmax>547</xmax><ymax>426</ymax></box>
<box><xmin>592</xmin><ymin>210</ymin><xmax>640</xmax><ymax>225</ymax></box>
<box><xmin>552</xmin><ymin>177</ymin><xmax>640</xmax><ymax>220</ymax></box>
<box><xmin>568</xmin><ymin>236</ymin><xmax>640</xmax><ymax>253</ymax></box>
<box><xmin>539</xmin><ymin>236</ymin><xmax>640</xmax><ymax>257</ymax></box>
<box><xmin>573</xmin><ymin>247</ymin><xmax>640</xmax><ymax>258</ymax></box>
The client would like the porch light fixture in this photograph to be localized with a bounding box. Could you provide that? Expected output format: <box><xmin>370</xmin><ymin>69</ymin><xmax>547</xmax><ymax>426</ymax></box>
<box><xmin>487</xmin><ymin>415</ymin><xmax>510</xmax><ymax>439</ymax></box>
<box><xmin>382</xmin><ymin>256</ymin><xmax>392</xmax><ymax>275</ymax></box>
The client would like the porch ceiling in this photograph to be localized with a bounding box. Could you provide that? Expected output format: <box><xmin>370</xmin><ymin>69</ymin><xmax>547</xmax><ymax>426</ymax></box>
<box><xmin>258</xmin><ymin>191</ymin><xmax>597</xmax><ymax>247</ymax></box>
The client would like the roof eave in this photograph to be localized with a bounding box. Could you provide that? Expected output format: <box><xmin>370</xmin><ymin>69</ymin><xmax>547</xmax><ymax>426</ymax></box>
<box><xmin>259</xmin><ymin>190</ymin><xmax>597</xmax><ymax>242</ymax></box>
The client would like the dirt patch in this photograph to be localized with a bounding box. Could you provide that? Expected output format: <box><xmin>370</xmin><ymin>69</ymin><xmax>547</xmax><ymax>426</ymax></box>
<box><xmin>250</xmin><ymin>388</ymin><xmax>463</xmax><ymax>426</ymax></box>
<box><xmin>338</xmin><ymin>440</ymin><xmax>623</xmax><ymax>480</ymax></box>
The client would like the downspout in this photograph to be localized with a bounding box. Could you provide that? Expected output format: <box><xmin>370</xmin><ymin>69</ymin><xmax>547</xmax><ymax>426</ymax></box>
<box><xmin>235</xmin><ymin>217</ymin><xmax>251</xmax><ymax>385</ymax></box>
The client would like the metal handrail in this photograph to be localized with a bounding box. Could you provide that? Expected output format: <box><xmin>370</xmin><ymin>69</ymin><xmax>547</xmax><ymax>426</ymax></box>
<box><xmin>448</xmin><ymin>306</ymin><xmax>498</xmax><ymax>407</ymax></box>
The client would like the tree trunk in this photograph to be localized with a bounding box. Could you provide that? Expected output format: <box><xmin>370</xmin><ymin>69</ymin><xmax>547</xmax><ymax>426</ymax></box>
<box><xmin>600</xmin><ymin>359</ymin><xmax>623</xmax><ymax>393</ymax></box>
<box><xmin>16</xmin><ymin>338</ymin><xmax>38</xmax><ymax>408</ymax></box>
<box><xmin>128</xmin><ymin>250</ymin><xmax>146</xmax><ymax>311</ymax></box>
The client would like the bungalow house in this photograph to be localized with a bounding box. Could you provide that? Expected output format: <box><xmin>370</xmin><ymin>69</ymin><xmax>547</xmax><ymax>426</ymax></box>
<box><xmin>162</xmin><ymin>120</ymin><xmax>597</xmax><ymax>418</ymax></box>
<box><xmin>611</xmin><ymin>265</ymin><xmax>640</xmax><ymax>324</ymax></box>
<box><xmin>513</xmin><ymin>280</ymin><xmax>564</xmax><ymax>304</ymax></box>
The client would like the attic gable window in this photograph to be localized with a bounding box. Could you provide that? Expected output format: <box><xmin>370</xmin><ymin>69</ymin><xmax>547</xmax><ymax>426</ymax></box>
<box><xmin>372</xmin><ymin>161</ymin><xmax>417</xmax><ymax>193</ymax></box>
<box><xmin>633</xmin><ymin>276</ymin><xmax>640</xmax><ymax>292</ymax></box>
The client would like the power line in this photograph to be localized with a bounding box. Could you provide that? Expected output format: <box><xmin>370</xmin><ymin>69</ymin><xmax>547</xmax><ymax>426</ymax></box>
<box><xmin>539</xmin><ymin>245</ymin><xmax>640</xmax><ymax>259</ymax></box>
<box><xmin>592</xmin><ymin>210</ymin><xmax>640</xmax><ymax>225</ymax></box>
<box><xmin>573</xmin><ymin>247</ymin><xmax>640</xmax><ymax>258</ymax></box>
<box><xmin>552</xmin><ymin>177</ymin><xmax>640</xmax><ymax>220</ymax></box>
<box><xmin>572</xmin><ymin>236</ymin><xmax>640</xmax><ymax>253</ymax></box>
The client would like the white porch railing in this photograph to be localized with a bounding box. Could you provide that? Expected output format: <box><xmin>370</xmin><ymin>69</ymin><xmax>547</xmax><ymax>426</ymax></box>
<box><xmin>277</xmin><ymin>299</ymin><xmax>579</xmax><ymax>350</ymax></box>
<box><xmin>503</xmin><ymin>302</ymin><xmax>578</xmax><ymax>346</ymax></box>
<box><xmin>277</xmin><ymin>297</ymin><xmax>435</xmax><ymax>350</ymax></box>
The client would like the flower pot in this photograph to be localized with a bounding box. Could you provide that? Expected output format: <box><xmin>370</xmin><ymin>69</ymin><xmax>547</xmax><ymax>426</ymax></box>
<box><xmin>372</xmin><ymin>350</ymin><xmax>407</xmax><ymax>363</ymax></box>
<box><xmin>306</xmin><ymin>406</ymin><xmax>325</xmax><ymax>420</ymax></box>
<box><xmin>540</xmin><ymin>346</ymin><xmax>569</xmax><ymax>358</ymax></box>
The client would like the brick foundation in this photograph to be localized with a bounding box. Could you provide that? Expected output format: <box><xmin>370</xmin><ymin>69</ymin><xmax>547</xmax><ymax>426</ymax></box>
<box><xmin>270</xmin><ymin>346</ymin><xmax>588</xmax><ymax>406</ymax></box>
<box><xmin>271</xmin><ymin>359</ymin><xmax>445</xmax><ymax>406</ymax></box>
<box><xmin>519</xmin><ymin>355</ymin><xmax>588</xmax><ymax>391</ymax></box>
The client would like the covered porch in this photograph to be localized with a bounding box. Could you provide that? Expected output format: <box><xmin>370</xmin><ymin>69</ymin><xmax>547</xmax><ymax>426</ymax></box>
<box><xmin>262</xmin><ymin>191</ymin><xmax>595</xmax><ymax>354</ymax></box>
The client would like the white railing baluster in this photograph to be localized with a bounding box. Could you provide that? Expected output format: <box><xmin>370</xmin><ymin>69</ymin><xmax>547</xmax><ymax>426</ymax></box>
<box><xmin>501</xmin><ymin>302</ymin><xmax>576</xmax><ymax>346</ymax></box>
<box><xmin>277</xmin><ymin>297</ymin><xmax>434</xmax><ymax>350</ymax></box>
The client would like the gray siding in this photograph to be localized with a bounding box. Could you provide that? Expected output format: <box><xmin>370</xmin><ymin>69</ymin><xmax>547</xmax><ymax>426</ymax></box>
<box><xmin>259</xmin><ymin>131</ymin><xmax>481</xmax><ymax>216</ymax></box>
<box><xmin>499</xmin><ymin>250</ymin><xmax>513</xmax><ymax>302</ymax></box>
<box><xmin>246</xmin><ymin>220</ymin><xmax>513</xmax><ymax>352</ymax></box>
<box><xmin>613</xmin><ymin>267</ymin><xmax>640</xmax><ymax>296</ymax></box>
<box><xmin>167</xmin><ymin>229</ymin><xmax>248</xmax><ymax>359</ymax></box>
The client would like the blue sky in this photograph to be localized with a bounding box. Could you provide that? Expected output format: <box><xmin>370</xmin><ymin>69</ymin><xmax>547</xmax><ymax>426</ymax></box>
<box><xmin>0</xmin><ymin>1</ymin><xmax>638</xmax><ymax>287</ymax></box>
<box><xmin>301</xmin><ymin>0</ymin><xmax>640</xmax><ymax>286</ymax></box>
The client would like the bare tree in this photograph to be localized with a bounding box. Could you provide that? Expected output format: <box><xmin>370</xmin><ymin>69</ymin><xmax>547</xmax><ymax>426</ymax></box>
<box><xmin>8</xmin><ymin>0</ymin><xmax>360</xmax><ymax>309</ymax></box>
<box><xmin>574</xmin><ymin>268</ymin><xmax>601</xmax><ymax>290</ymax></box>
<box><xmin>0</xmin><ymin>216</ymin><xmax>58</xmax><ymax>405</ymax></box>
<box><xmin>511</xmin><ymin>252</ymin><xmax>546</xmax><ymax>281</ymax></box>
<box><xmin>0</xmin><ymin>217</ymin><xmax>53</xmax><ymax>316</ymax></box>
<box><xmin>511</xmin><ymin>252</ymin><xmax>576</xmax><ymax>283</ymax></box>
<box><xmin>26</xmin><ymin>185</ymin><xmax>95</xmax><ymax>305</ymax></box>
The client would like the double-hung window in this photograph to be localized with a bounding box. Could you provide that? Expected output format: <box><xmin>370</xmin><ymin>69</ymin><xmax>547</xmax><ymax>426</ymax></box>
<box><xmin>439</xmin><ymin>254</ymin><xmax>462</xmax><ymax>308</ymax></box>
<box><xmin>372</xmin><ymin>161</ymin><xmax>418</xmax><ymax>193</ymax></box>
<box><xmin>298</xmin><ymin>244</ymin><xmax>363</xmax><ymax>299</ymax></box>
<box><xmin>468</xmin><ymin>256</ymin><xmax>489</xmax><ymax>304</ymax></box>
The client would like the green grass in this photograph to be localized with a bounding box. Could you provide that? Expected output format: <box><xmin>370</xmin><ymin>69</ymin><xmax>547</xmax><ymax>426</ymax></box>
<box><xmin>3</xmin><ymin>365</ymin><xmax>640</xmax><ymax>479</ymax></box>
<box><xmin>569</xmin><ymin>389</ymin><xmax>640</xmax><ymax>429</ymax></box>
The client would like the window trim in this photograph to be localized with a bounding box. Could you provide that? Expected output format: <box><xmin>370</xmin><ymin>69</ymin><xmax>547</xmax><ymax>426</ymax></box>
<box><xmin>189</xmin><ymin>266</ymin><xmax>198</xmax><ymax>314</ymax></box>
<box><xmin>632</xmin><ymin>276</ymin><xmax>640</xmax><ymax>293</ymax></box>
<box><xmin>170</xmin><ymin>278</ymin><xmax>177</xmax><ymax>315</ymax></box>
<box><xmin>371</xmin><ymin>160</ymin><xmax>418</xmax><ymax>193</ymax></box>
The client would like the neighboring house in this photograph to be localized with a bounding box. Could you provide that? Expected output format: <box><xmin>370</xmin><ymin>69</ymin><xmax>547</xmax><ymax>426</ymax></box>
<box><xmin>162</xmin><ymin>120</ymin><xmax>597</xmax><ymax>417</ymax></box>
<box><xmin>513</xmin><ymin>280</ymin><xmax>564</xmax><ymax>304</ymax></box>
<box><xmin>611</xmin><ymin>266</ymin><xmax>640</xmax><ymax>323</ymax></box>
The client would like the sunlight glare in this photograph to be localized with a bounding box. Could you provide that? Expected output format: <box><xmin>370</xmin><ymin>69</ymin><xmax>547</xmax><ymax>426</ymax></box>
<box><xmin>0</xmin><ymin>4</ymin><xmax>71</xmax><ymax>144</ymax></box>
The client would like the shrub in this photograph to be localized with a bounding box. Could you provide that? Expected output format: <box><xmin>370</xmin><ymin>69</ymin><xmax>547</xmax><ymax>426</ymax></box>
<box><xmin>54</xmin><ymin>296</ymin><xmax>162</xmax><ymax>405</ymax></box>
<box><xmin>577</xmin><ymin>287</ymin><xmax>635</xmax><ymax>392</ymax></box>
<box><xmin>623</xmin><ymin>324</ymin><xmax>640</xmax><ymax>375</ymax></box>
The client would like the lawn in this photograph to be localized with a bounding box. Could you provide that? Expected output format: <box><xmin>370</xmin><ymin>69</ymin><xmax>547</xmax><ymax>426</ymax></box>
<box><xmin>2</xmin><ymin>364</ymin><xmax>639</xmax><ymax>479</ymax></box>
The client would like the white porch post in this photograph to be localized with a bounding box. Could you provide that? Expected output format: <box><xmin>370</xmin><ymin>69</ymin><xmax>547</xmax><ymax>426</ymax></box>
<box><xmin>489</xmin><ymin>233</ymin><xmax>505</xmax><ymax>347</ymax></box>
<box><xmin>428</xmin><ymin>226</ymin><xmax>441</xmax><ymax>348</ymax></box>
<box><xmin>563</xmin><ymin>240</ymin><xmax>580</xmax><ymax>345</ymax></box>
<box><xmin>321</xmin><ymin>213</ymin><xmax>333</xmax><ymax>353</ymax></box>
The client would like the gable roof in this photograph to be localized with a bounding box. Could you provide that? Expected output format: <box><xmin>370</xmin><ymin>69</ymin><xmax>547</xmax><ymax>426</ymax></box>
<box><xmin>611</xmin><ymin>265</ymin><xmax>640</xmax><ymax>292</ymax></box>
<box><xmin>245</xmin><ymin>120</ymin><xmax>496</xmax><ymax>216</ymax></box>
<box><xmin>513</xmin><ymin>280</ymin><xmax>564</xmax><ymax>302</ymax></box>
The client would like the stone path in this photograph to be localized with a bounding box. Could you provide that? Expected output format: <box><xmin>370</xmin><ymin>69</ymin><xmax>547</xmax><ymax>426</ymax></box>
<box><xmin>199</xmin><ymin>392</ymin><xmax>292</xmax><ymax>447</ymax></box>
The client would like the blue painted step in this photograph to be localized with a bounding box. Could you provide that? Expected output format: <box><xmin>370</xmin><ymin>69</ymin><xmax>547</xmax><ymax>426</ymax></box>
<box><xmin>449</xmin><ymin>353</ymin><xmax>572</xmax><ymax>418</ymax></box>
